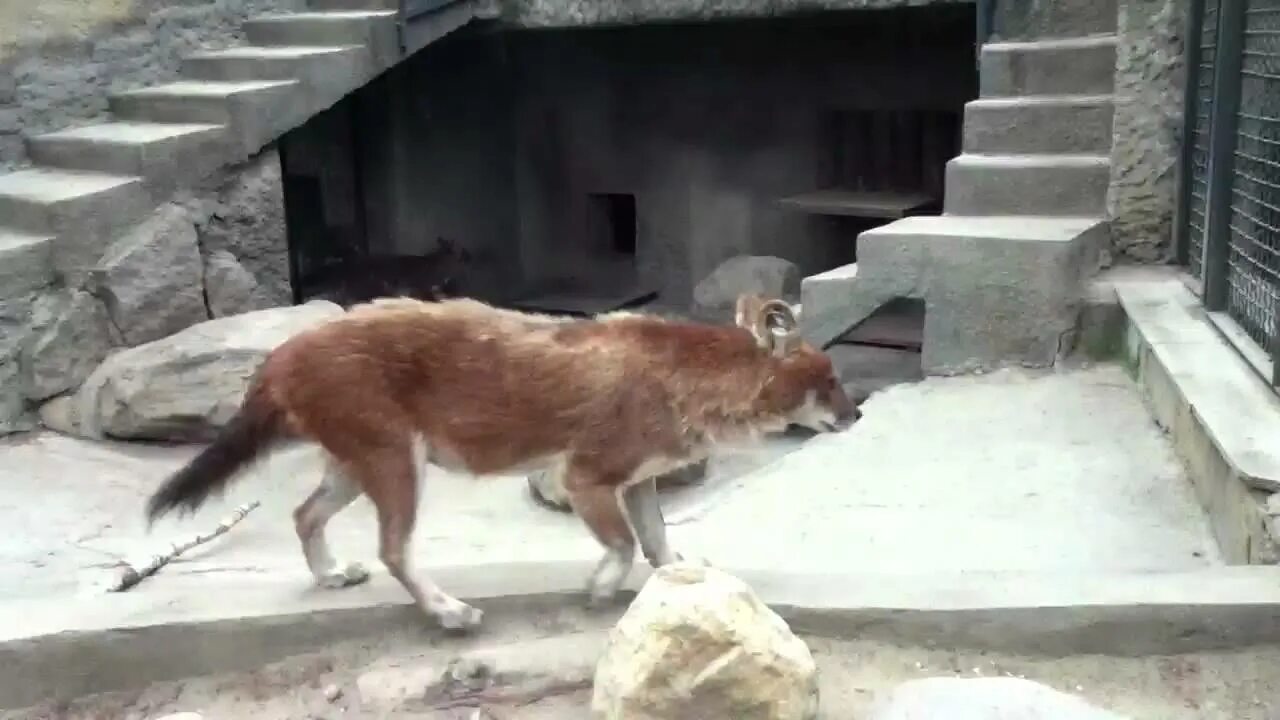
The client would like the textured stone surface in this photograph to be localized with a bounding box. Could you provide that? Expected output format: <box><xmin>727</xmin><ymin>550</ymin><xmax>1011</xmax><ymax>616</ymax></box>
<box><xmin>1108</xmin><ymin>0</ymin><xmax>1186</xmax><ymax>263</ymax></box>
<box><xmin>197</xmin><ymin>151</ymin><xmax>291</xmax><ymax>308</ymax></box>
<box><xmin>24</xmin><ymin>290</ymin><xmax>116</xmax><ymax>401</ymax></box>
<box><xmin>0</xmin><ymin>296</ymin><xmax>36</xmax><ymax>435</ymax></box>
<box><xmin>90</xmin><ymin>203</ymin><xmax>209</xmax><ymax>347</ymax></box>
<box><xmin>870</xmin><ymin>677</ymin><xmax>1129</xmax><ymax>719</ymax></box>
<box><xmin>498</xmin><ymin>0</ymin><xmax>969</xmax><ymax>27</ymax></box>
<box><xmin>0</xmin><ymin>0</ymin><xmax>306</xmax><ymax>173</ymax></box>
<box><xmin>204</xmin><ymin>248</ymin><xmax>276</xmax><ymax>318</ymax></box>
<box><xmin>693</xmin><ymin>255</ymin><xmax>800</xmax><ymax>321</ymax></box>
<box><xmin>592</xmin><ymin>563</ymin><xmax>819</xmax><ymax>720</ymax></box>
<box><xmin>71</xmin><ymin>300</ymin><xmax>341</xmax><ymax>441</ymax></box>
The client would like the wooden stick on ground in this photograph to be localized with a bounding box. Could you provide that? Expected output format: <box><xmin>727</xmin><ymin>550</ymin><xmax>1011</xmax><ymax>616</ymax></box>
<box><xmin>108</xmin><ymin>500</ymin><xmax>262</xmax><ymax>593</ymax></box>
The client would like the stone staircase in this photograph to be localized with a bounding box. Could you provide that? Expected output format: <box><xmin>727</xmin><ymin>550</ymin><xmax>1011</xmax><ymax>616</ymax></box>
<box><xmin>0</xmin><ymin>0</ymin><xmax>478</xmax><ymax>432</ymax></box>
<box><xmin>801</xmin><ymin>2</ymin><xmax>1118</xmax><ymax>375</ymax></box>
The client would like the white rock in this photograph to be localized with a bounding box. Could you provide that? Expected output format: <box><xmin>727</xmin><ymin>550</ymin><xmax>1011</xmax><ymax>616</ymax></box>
<box><xmin>24</xmin><ymin>290</ymin><xmax>116</xmax><ymax>401</ymax></box>
<box><xmin>154</xmin><ymin>713</ymin><xmax>203</xmax><ymax>720</ymax></box>
<box><xmin>693</xmin><ymin>255</ymin><xmax>800</xmax><ymax>321</ymax></box>
<box><xmin>204</xmin><ymin>249</ymin><xmax>277</xmax><ymax>318</ymax></box>
<box><xmin>869</xmin><ymin>677</ymin><xmax>1130</xmax><ymax>719</ymax></box>
<box><xmin>71</xmin><ymin>301</ymin><xmax>342</xmax><ymax>441</ymax></box>
<box><xmin>591</xmin><ymin>563</ymin><xmax>818</xmax><ymax>720</ymax></box>
<box><xmin>90</xmin><ymin>203</ymin><xmax>209</xmax><ymax>346</ymax></box>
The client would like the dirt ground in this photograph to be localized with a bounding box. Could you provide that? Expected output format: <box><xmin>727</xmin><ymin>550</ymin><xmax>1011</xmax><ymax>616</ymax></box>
<box><xmin>9</xmin><ymin>604</ymin><xmax>1280</xmax><ymax>720</ymax></box>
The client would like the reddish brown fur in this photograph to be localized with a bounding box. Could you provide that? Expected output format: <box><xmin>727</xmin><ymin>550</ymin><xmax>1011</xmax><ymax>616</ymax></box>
<box><xmin>146</xmin><ymin>294</ymin><xmax>858</xmax><ymax>629</ymax></box>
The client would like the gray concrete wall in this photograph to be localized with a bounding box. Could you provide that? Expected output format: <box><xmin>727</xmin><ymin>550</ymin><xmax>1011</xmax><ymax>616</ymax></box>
<box><xmin>505</xmin><ymin>9</ymin><xmax>977</xmax><ymax>304</ymax></box>
<box><xmin>0</xmin><ymin>0</ymin><xmax>306</xmax><ymax>173</ymax></box>
<box><xmin>1108</xmin><ymin>0</ymin><xmax>1186</xmax><ymax>263</ymax></box>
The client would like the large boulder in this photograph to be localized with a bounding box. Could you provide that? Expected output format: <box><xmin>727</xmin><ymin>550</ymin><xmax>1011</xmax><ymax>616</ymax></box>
<box><xmin>70</xmin><ymin>301</ymin><xmax>343</xmax><ymax>442</ymax></box>
<box><xmin>693</xmin><ymin>255</ymin><xmax>800</xmax><ymax>322</ymax></box>
<box><xmin>197</xmin><ymin>151</ymin><xmax>292</xmax><ymax>307</ymax></box>
<box><xmin>24</xmin><ymin>290</ymin><xmax>117</xmax><ymax>401</ymax></box>
<box><xmin>592</xmin><ymin>563</ymin><xmax>819</xmax><ymax>720</ymax></box>
<box><xmin>528</xmin><ymin>459</ymin><xmax>708</xmax><ymax>512</ymax></box>
<box><xmin>90</xmin><ymin>203</ymin><xmax>209</xmax><ymax>346</ymax></box>
<box><xmin>870</xmin><ymin>677</ymin><xmax>1130</xmax><ymax>719</ymax></box>
<box><xmin>0</xmin><ymin>296</ymin><xmax>37</xmax><ymax>435</ymax></box>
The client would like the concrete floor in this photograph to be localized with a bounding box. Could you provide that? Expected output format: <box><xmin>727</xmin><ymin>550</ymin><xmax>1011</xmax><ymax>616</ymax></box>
<box><xmin>0</xmin><ymin>363</ymin><xmax>1219</xmax><ymax>607</ymax></box>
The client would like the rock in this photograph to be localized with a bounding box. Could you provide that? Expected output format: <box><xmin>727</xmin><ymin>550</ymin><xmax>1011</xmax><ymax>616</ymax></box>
<box><xmin>591</xmin><ymin>563</ymin><xmax>818</xmax><ymax>720</ymax></box>
<box><xmin>24</xmin><ymin>290</ymin><xmax>116</xmax><ymax>401</ymax></box>
<box><xmin>71</xmin><ymin>301</ymin><xmax>342</xmax><ymax>441</ymax></box>
<box><xmin>693</xmin><ymin>255</ymin><xmax>800</xmax><ymax>321</ymax></box>
<box><xmin>323</xmin><ymin>683</ymin><xmax>343</xmax><ymax>702</ymax></box>
<box><xmin>204</xmin><ymin>249</ymin><xmax>278</xmax><ymax>317</ymax></box>
<box><xmin>529</xmin><ymin>459</ymin><xmax>709</xmax><ymax>512</ymax></box>
<box><xmin>198</xmin><ymin>151</ymin><xmax>291</xmax><ymax>307</ymax></box>
<box><xmin>38</xmin><ymin>395</ymin><xmax>82</xmax><ymax>435</ymax></box>
<box><xmin>0</xmin><ymin>297</ymin><xmax>36</xmax><ymax>435</ymax></box>
<box><xmin>154</xmin><ymin>714</ymin><xmax>203</xmax><ymax>720</ymax></box>
<box><xmin>90</xmin><ymin>203</ymin><xmax>209</xmax><ymax>346</ymax></box>
<box><xmin>869</xmin><ymin>677</ymin><xmax>1130</xmax><ymax>719</ymax></box>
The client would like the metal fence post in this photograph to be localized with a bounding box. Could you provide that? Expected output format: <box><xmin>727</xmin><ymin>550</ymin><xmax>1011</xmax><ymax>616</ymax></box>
<box><xmin>1174</xmin><ymin>0</ymin><xmax>1207</xmax><ymax>266</ymax></box>
<box><xmin>1201</xmin><ymin>0</ymin><xmax>1247</xmax><ymax>310</ymax></box>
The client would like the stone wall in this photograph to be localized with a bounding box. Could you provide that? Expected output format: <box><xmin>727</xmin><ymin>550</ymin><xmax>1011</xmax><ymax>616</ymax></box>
<box><xmin>1107</xmin><ymin>0</ymin><xmax>1187</xmax><ymax>263</ymax></box>
<box><xmin>0</xmin><ymin>0</ymin><xmax>305</xmax><ymax>172</ymax></box>
<box><xmin>495</xmin><ymin>0</ymin><xmax>969</xmax><ymax>28</ymax></box>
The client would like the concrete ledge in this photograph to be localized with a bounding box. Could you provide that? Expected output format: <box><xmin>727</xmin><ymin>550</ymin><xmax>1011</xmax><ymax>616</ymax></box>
<box><xmin>1094</xmin><ymin>269</ymin><xmax>1280</xmax><ymax>564</ymax></box>
<box><xmin>7</xmin><ymin>561</ymin><xmax>1280</xmax><ymax>708</ymax></box>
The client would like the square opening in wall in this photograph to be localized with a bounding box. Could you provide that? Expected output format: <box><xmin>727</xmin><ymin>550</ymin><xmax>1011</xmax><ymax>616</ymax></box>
<box><xmin>588</xmin><ymin>193</ymin><xmax>637</xmax><ymax>256</ymax></box>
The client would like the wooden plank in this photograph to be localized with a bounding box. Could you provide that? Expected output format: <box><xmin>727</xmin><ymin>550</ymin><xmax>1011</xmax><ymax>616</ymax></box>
<box><xmin>778</xmin><ymin>188</ymin><xmax>937</xmax><ymax>219</ymax></box>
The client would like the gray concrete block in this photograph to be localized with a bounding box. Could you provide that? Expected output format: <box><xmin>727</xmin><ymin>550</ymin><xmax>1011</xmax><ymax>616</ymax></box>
<box><xmin>0</xmin><ymin>168</ymin><xmax>155</xmax><ymax>283</ymax></box>
<box><xmin>181</xmin><ymin>46</ymin><xmax>377</xmax><ymax>116</ymax></box>
<box><xmin>243</xmin><ymin>11</ymin><xmax>399</xmax><ymax>69</ymax></box>
<box><xmin>802</xmin><ymin>216</ymin><xmax>1106</xmax><ymax>374</ymax></box>
<box><xmin>108</xmin><ymin>80</ymin><xmax>302</xmax><ymax>158</ymax></box>
<box><xmin>944</xmin><ymin>154</ymin><xmax>1111</xmax><ymax>217</ymax></box>
<box><xmin>27</xmin><ymin>122</ymin><xmax>229</xmax><ymax>190</ymax></box>
<box><xmin>0</xmin><ymin>231</ymin><xmax>55</xmax><ymax>302</ymax></box>
<box><xmin>991</xmin><ymin>0</ymin><xmax>1118</xmax><ymax>41</ymax></box>
<box><xmin>980</xmin><ymin>35</ymin><xmax>1117</xmax><ymax>97</ymax></box>
<box><xmin>310</xmin><ymin>0</ymin><xmax>399</xmax><ymax>8</ymax></box>
<box><xmin>963</xmin><ymin>95</ymin><xmax>1115</xmax><ymax>155</ymax></box>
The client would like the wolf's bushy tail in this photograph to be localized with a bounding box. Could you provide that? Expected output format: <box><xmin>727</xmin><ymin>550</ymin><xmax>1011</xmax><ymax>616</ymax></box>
<box><xmin>146</xmin><ymin>388</ymin><xmax>284</xmax><ymax>525</ymax></box>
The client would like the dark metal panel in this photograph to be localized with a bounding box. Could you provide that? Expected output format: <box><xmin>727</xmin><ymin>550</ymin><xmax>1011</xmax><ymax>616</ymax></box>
<box><xmin>1202</xmin><ymin>0</ymin><xmax>1248</xmax><ymax>310</ymax></box>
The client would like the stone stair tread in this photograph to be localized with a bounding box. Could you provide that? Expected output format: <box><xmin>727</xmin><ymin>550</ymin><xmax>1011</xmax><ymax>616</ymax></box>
<box><xmin>865</xmin><ymin>214</ymin><xmax>1107</xmax><ymax>241</ymax></box>
<box><xmin>184</xmin><ymin>45</ymin><xmax>361</xmax><ymax>60</ymax></box>
<box><xmin>953</xmin><ymin>153</ymin><xmax>1111</xmax><ymax>168</ymax></box>
<box><xmin>34</xmin><ymin>121</ymin><xmax>224</xmax><ymax>144</ymax></box>
<box><xmin>250</xmin><ymin>10</ymin><xmax>396</xmax><ymax>20</ymax></box>
<box><xmin>984</xmin><ymin>34</ymin><xmax>1117</xmax><ymax>52</ymax></box>
<box><xmin>0</xmin><ymin>167</ymin><xmax>140</xmax><ymax>203</ymax></box>
<box><xmin>0</xmin><ymin>227</ymin><xmax>55</xmax><ymax>249</ymax></box>
<box><xmin>113</xmin><ymin>79</ymin><xmax>298</xmax><ymax>99</ymax></box>
<box><xmin>967</xmin><ymin>94</ymin><xmax>1114</xmax><ymax>107</ymax></box>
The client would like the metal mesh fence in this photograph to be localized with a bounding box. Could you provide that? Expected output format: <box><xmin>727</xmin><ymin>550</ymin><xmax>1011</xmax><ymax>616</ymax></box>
<box><xmin>1226</xmin><ymin>2</ymin><xmax>1280</xmax><ymax>356</ymax></box>
<box><xmin>1187</xmin><ymin>0</ymin><xmax>1220</xmax><ymax>279</ymax></box>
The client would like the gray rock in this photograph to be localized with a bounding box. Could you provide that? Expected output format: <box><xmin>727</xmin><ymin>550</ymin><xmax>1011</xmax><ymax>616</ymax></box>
<box><xmin>37</xmin><ymin>395</ymin><xmax>82</xmax><ymax>436</ymax></box>
<box><xmin>0</xmin><ymin>296</ymin><xmax>36</xmax><ymax>435</ymax></box>
<box><xmin>204</xmin><ymin>249</ymin><xmax>278</xmax><ymax>317</ymax></box>
<box><xmin>693</xmin><ymin>255</ymin><xmax>800</xmax><ymax>321</ymax></box>
<box><xmin>198</xmin><ymin>151</ymin><xmax>291</xmax><ymax>307</ymax></box>
<box><xmin>24</xmin><ymin>290</ymin><xmax>116</xmax><ymax>401</ymax></box>
<box><xmin>529</xmin><ymin>459</ymin><xmax>709</xmax><ymax>511</ymax></box>
<box><xmin>90</xmin><ymin>203</ymin><xmax>209</xmax><ymax>347</ymax></box>
<box><xmin>870</xmin><ymin>677</ymin><xmax>1129</xmax><ymax>719</ymax></box>
<box><xmin>72</xmin><ymin>301</ymin><xmax>342</xmax><ymax>442</ymax></box>
<box><xmin>1108</xmin><ymin>0</ymin><xmax>1186</xmax><ymax>263</ymax></box>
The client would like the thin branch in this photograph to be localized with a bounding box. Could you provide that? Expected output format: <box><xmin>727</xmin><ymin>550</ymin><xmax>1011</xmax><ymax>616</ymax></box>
<box><xmin>108</xmin><ymin>501</ymin><xmax>262</xmax><ymax>593</ymax></box>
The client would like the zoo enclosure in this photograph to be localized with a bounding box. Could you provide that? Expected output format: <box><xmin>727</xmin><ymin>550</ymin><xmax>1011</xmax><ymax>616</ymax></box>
<box><xmin>1176</xmin><ymin>0</ymin><xmax>1280</xmax><ymax>387</ymax></box>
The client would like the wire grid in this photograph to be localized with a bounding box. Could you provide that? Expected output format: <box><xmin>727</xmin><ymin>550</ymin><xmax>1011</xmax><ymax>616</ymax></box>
<box><xmin>1226</xmin><ymin>0</ymin><xmax>1280</xmax><ymax>354</ymax></box>
<box><xmin>1188</xmin><ymin>0</ymin><xmax>1221</xmax><ymax>280</ymax></box>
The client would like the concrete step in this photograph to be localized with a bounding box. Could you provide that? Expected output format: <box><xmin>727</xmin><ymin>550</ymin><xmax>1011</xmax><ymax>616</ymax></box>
<box><xmin>0</xmin><ymin>229</ymin><xmax>55</xmax><ymax>301</ymax></box>
<box><xmin>980</xmin><ymin>35</ymin><xmax>1117</xmax><ymax>97</ymax></box>
<box><xmin>309</xmin><ymin>0</ymin><xmax>398</xmax><ymax>8</ymax></box>
<box><xmin>243</xmin><ymin>11</ymin><xmax>398</xmax><ymax>68</ymax></box>
<box><xmin>963</xmin><ymin>95</ymin><xmax>1115</xmax><ymax>155</ymax></box>
<box><xmin>181</xmin><ymin>45</ymin><xmax>376</xmax><ymax>113</ymax></box>
<box><xmin>26</xmin><ymin>122</ymin><xmax>227</xmax><ymax>188</ymax></box>
<box><xmin>108</xmin><ymin>80</ymin><xmax>301</xmax><ymax>157</ymax></box>
<box><xmin>801</xmin><ymin>215</ymin><xmax>1107</xmax><ymax>372</ymax></box>
<box><xmin>944</xmin><ymin>153</ymin><xmax>1111</xmax><ymax>217</ymax></box>
<box><xmin>0</xmin><ymin>168</ymin><xmax>154</xmax><ymax>281</ymax></box>
<box><xmin>991</xmin><ymin>0</ymin><xmax>1118</xmax><ymax>41</ymax></box>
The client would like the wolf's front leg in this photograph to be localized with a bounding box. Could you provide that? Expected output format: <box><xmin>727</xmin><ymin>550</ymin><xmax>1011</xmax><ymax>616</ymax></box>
<box><xmin>622</xmin><ymin>476</ymin><xmax>680</xmax><ymax>568</ymax></box>
<box><xmin>565</xmin><ymin>472</ymin><xmax>638</xmax><ymax>608</ymax></box>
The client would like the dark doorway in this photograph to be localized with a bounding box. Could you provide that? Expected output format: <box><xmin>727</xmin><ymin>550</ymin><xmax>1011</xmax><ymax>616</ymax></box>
<box><xmin>588</xmin><ymin>193</ymin><xmax>637</xmax><ymax>257</ymax></box>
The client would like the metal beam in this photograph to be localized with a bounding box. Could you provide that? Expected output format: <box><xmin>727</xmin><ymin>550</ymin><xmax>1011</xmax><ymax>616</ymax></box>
<box><xmin>1201</xmin><ymin>0</ymin><xmax>1247</xmax><ymax>311</ymax></box>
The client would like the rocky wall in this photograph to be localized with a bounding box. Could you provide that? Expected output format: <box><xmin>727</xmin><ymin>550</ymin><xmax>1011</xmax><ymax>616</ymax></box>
<box><xmin>1107</xmin><ymin>0</ymin><xmax>1187</xmax><ymax>263</ymax></box>
<box><xmin>494</xmin><ymin>0</ymin><xmax>969</xmax><ymax>28</ymax></box>
<box><xmin>0</xmin><ymin>0</ymin><xmax>305</xmax><ymax>172</ymax></box>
